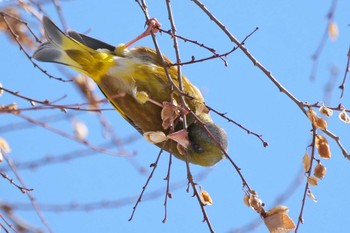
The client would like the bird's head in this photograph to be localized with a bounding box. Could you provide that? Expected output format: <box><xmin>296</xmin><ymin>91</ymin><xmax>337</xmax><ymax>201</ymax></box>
<box><xmin>168</xmin><ymin>122</ymin><xmax>228</xmax><ymax>166</ymax></box>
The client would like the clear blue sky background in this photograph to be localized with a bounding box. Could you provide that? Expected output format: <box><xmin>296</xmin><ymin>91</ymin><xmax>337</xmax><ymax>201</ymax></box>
<box><xmin>1</xmin><ymin>1</ymin><xmax>350</xmax><ymax>232</ymax></box>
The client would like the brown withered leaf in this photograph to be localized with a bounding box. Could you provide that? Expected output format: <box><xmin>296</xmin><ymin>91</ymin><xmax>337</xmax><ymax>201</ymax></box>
<box><xmin>249</xmin><ymin>192</ymin><xmax>263</xmax><ymax>214</ymax></box>
<box><xmin>315</xmin><ymin>135</ymin><xmax>328</xmax><ymax>148</ymax></box>
<box><xmin>314</xmin><ymin>163</ymin><xmax>327</xmax><ymax>179</ymax></box>
<box><xmin>314</xmin><ymin>117</ymin><xmax>327</xmax><ymax>130</ymax></box>
<box><xmin>302</xmin><ymin>153</ymin><xmax>311</xmax><ymax>172</ymax></box>
<box><xmin>307</xmin><ymin>176</ymin><xmax>318</xmax><ymax>186</ymax></box>
<box><xmin>161</xmin><ymin>101</ymin><xmax>181</xmax><ymax>129</ymax></box>
<box><xmin>339</xmin><ymin>109</ymin><xmax>350</xmax><ymax>123</ymax></box>
<box><xmin>264</xmin><ymin>206</ymin><xmax>295</xmax><ymax>233</ymax></box>
<box><xmin>319</xmin><ymin>105</ymin><xmax>333</xmax><ymax>117</ymax></box>
<box><xmin>199</xmin><ymin>189</ymin><xmax>213</xmax><ymax>206</ymax></box>
<box><xmin>318</xmin><ymin>143</ymin><xmax>331</xmax><ymax>159</ymax></box>
<box><xmin>243</xmin><ymin>194</ymin><xmax>251</xmax><ymax>207</ymax></box>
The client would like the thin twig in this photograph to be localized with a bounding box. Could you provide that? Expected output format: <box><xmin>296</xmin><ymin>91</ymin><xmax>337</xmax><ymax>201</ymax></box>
<box><xmin>295</xmin><ymin>126</ymin><xmax>317</xmax><ymax>232</ymax></box>
<box><xmin>15</xmin><ymin>113</ymin><xmax>125</xmax><ymax>157</ymax></box>
<box><xmin>309</xmin><ymin>0</ymin><xmax>338</xmax><ymax>81</ymax></box>
<box><xmin>162</xmin><ymin>152</ymin><xmax>172</xmax><ymax>223</ymax></box>
<box><xmin>339</xmin><ymin>46</ymin><xmax>350</xmax><ymax>98</ymax></box>
<box><xmin>0</xmin><ymin>11</ymin><xmax>70</xmax><ymax>82</ymax></box>
<box><xmin>0</xmin><ymin>170</ymin><xmax>33</xmax><ymax>193</ymax></box>
<box><xmin>2</xmin><ymin>152</ymin><xmax>53</xmax><ymax>233</ymax></box>
<box><xmin>129</xmin><ymin>147</ymin><xmax>164</xmax><ymax>221</ymax></box>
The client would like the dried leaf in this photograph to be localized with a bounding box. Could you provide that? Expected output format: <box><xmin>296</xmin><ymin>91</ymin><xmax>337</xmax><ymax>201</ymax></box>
<box><xmin>72</xmin><ymin>120</ymin><xmax>88</xmax><ymax>140</ymax></box>
<box><xmin>315</xmin><ymin>135</ymin><xmax>328</xmax><ymax>148</ymax></box>
<box><xmin>143</xmin><ymin>131</ymin><xmax>167</xmax><ymax>144</ymax></box>
<box><xmin>314</xmin><ymin>117</ymin><xmax>327</xmax><ymax>130</ymax></box>
<box><xmin>264</xmin><ymin>206</ymin><xmax>295</xmax><ymax>233</ymax></box>
<box><xmin>249</xmin><ymin>192</ymin><xmax>263</xmax><ymax>214</ymax></box>
<box><xmin>339</xmin><ymin>109</ymin><xmax>350</xmax><ymax>123</ymax></box>
<box><xmin>306</xmin><ymin>108</ymin><xmax>317</xmax><ymax>122</ymax></box>
<box><xmin>307</xmin><ymin>176</ymin><xmax>318</xmax><ymax>186</ymax></box>
<box><xmin>243</xmin><ymin>194</ymin><xmax>251</xmax><ymax>207</ymax></box>
<box><xmin>161</xmin><ymin>101</ymin><xmax>181</xmax><ymax>129</ymax></box>
<box><xmin>0</xmin><ymin>137</ymin><xmax>11</xmax><ymax>153</ymax></box>
<box><xmin>319</xmin><ymin>105</ymin><xmax>333</xmax><ymax>117</ymax></box>
<box><xmin>307</xmin><ymin>109</ymin><xmax>327</xmax><ymax>129</ymax></box>
<box><xmin>318</xmin><ymin>143</ymin><xmax>331</xmax><ymax>159</ymax></box>
<box><xmin>314</xmin><ymin>163</ymin><xmax>327</xmax><ymax>179</ymax></box>
<box><xmin>307</xmin><ymin>189</ymin><xmax>318</xmax><ymax>203</ymax></box>
<box><xmin>328</xmin><ymin>21</ymin><xmax>339</xmax><ymax>41</ymax></box>
<box><xmin>200</xmin><ymin>189</ymin><xmax>213</xmax><ymax>206</ymax></box>
<box><xmin>302</xmin><ymin>153</ymin><xmax>311</xmax><ymax>172</ymax></box>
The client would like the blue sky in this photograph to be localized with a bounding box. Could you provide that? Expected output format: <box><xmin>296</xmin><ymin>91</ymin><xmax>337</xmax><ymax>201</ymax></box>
<box><xmin>1</xmin><ymin>1</ymin><xmax>350</xmax><ymax>232</ymax></box>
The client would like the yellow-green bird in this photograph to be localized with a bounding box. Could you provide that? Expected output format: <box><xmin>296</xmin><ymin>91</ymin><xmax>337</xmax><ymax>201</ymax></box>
<box><xmin>33</xmin><ymin>16</ymin><xmax>227</xmax><ymax>166</ymax></box>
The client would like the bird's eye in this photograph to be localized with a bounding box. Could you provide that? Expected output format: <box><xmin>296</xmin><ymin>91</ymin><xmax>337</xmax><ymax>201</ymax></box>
<box><xmin>193</xmin><ymin>143</ymin><xmax>204</xmax><ymax>153</ymax></box>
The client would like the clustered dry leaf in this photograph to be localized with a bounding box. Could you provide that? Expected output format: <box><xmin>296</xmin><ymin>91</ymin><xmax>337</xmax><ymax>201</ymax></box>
<box><xmin>306</xmin><ymin>108</ymin><xmax>327</xmax><ymax>130</ymax></box>
<box><xmin>315</xmin><ymin>135</ymin><xmax>331</xmax><ymax>159</ymax></box>
<box><xmin>161</xmin><ymin>100</ymin><xmax>182</xmax><ymax>129</ymax></box>
<box><xmin>243</xmin><ymin>190</ymin><xmax>264</xmax><ymax>214</ymax></box>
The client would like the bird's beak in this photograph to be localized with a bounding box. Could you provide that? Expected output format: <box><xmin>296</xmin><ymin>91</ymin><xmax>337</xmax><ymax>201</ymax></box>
<box><xmin>167</xmin><ymin>129</ymin><xmax>190</xmax><ymax>149</ymax></box>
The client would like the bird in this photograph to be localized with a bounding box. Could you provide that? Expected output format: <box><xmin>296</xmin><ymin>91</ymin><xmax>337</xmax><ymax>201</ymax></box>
<box><xmin>33</xmin><ymin>16</ymin><xmax>228</xmax><ymax>166</ymax></box>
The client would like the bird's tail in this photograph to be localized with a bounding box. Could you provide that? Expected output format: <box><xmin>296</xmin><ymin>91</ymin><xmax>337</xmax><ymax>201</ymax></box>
<box><xmin>33</xmin><ymin>16</ymin><xmax>115</xmax><ymax>80</ymax></box>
